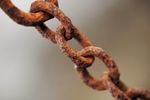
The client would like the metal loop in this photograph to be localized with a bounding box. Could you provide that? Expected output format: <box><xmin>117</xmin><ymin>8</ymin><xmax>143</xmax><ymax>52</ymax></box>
<box><xmin>30</xmin><ymin>1</ymin><xmax>74</xmax><ymax>36</ymax></box>
<box><xmin>77</xmin><ymin>46</ymin><xmax>120</xmax><ymax>82</ymax></box>
<box><xmin>76</xmin><ymin>47</ymin><xmax>131</xmax><ymax>99</ymax></box>
<box><xmin>30</xmin><ymin>0</ymin><xmax>94</xmax><ymax>68</ymax></box>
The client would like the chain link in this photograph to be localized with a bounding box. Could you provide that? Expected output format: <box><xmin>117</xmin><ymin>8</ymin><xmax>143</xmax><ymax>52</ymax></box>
<box><xmin>0</xmin><ymin>0</ymin><xmax>150</xmax><ymax>100</ymax></box>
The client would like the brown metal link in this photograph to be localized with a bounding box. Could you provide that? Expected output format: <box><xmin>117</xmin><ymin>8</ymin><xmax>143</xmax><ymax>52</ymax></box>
<box><xmin>77</xmin><ymin>46</ymin><xmax>120</xmax><ymax>82</ymax></box>
<box><xmin>30</xmin><ymin>1</ymin><xmax>94</xmax><ymax>68</ymax></box>
<box><xmin>0</xmin><ymin>0</ymin><xmax>150</xmax><ymax>100</ymax></box>
<box><xmin>75</xmin><ymin>46</ymin><xmax>130</xmax><ymax>99</ymax></box>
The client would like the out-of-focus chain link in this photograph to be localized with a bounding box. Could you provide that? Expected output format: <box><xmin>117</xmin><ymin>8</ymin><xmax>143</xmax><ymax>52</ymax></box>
<box><xmin>0</xmin><ymin>0</ymin><xmax>150</xmax><ymax>99</ymax></box>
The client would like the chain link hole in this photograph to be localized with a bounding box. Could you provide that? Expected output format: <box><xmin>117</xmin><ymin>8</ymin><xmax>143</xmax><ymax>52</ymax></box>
<box><xmin>88</xmin><ymin>58</ymin><xmax>107</xmax><ymax>79</ymax></box>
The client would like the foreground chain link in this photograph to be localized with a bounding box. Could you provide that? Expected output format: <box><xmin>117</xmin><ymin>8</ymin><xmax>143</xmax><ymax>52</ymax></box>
<box><xmin>0</xmin><ymin>0</ymin><xmax>150</xmax><ymax>100</ymax></box>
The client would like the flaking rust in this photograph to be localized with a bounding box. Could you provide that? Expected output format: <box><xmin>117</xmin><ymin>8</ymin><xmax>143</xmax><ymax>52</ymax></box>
<box><xmin>0</xmin><ymin>0</ymin><xmax>150</xmax><ymax>100</ymax></box>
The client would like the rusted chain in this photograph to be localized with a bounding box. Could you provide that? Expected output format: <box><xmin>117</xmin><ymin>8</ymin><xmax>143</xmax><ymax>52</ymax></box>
<box><xmin>30</xmin><ymin>1</ymin><xmax>95</xmax><ymax>68</ymax></box>
<box><xmin>0</xmin><ymin>0</ymin><xmax>150</xmax><ymax>100</ymax></box>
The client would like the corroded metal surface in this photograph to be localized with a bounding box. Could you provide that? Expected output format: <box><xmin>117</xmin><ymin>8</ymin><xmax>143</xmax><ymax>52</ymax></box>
<box><xmin>0</xmin><ymin>0</ymin><xmax>150</xmax><ymax>100</ymax></box>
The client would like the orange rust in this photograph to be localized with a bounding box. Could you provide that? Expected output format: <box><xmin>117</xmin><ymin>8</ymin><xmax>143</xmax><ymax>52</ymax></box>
<box><xmin>0</xmin><ymin>0</ymin><xmax>150</xmax><ymax>100</ymax></box>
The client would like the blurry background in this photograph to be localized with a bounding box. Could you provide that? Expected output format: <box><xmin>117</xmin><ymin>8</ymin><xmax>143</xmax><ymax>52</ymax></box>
<box><xmin>0</xmin><ymin>0</ymin><xmax>150</xmax><ymax>100</ymax></box>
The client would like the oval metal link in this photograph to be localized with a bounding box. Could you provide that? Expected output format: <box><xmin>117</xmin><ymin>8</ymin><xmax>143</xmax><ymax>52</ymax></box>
<box><xmin>75</xmin><ymin>46</ymin><xmax>131</xmax><ymax>99</ymax></box>
<box><xmin>77</xmin><ymin>46</ymin><xmax>120</xmax><ymax>82</ymax></box>
<box><xmin>76</xmin><ymin>46</ymin><xmax>150</xmax><ymax>100</ymax></box>
<box><xmin>30</xmin><ymin>0</ymin><xmax>94</xmax><ymax>68</ymax></box>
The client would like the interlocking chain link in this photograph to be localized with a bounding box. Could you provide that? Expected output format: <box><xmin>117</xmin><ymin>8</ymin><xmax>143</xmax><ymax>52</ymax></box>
<box><xmin>0</xmin><ymin>0</ymin><xmax>150</xmax><ymax>100</ymax></box>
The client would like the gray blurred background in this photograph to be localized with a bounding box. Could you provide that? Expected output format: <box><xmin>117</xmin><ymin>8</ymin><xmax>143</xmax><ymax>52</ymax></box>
<box><xmin>0</xmin><ymin>0</ymin><xmax>150</xmax><ymax>100</ymax></box>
